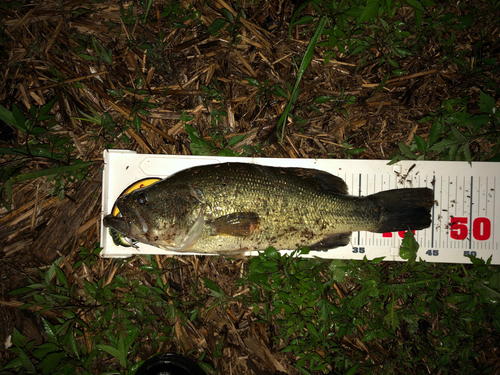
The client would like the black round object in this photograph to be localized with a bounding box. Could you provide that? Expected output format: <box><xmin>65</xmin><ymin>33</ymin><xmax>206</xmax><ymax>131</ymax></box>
<box><xmin>136</xmin><ymin>353</ymin><xmax>206</xmax><ymax>375</ymax></box>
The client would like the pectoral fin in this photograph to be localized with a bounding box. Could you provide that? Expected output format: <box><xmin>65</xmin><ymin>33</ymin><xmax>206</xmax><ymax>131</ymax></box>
<box><xmin>208</xmin><ymin>212</ymin><xmax>260</xmax><ymax>237</ymax></box>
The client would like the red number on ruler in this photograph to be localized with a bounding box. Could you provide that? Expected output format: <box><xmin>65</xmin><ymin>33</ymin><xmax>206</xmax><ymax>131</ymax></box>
<box><xmin>472</xmin><ymin>217</ymin><xmax>491</xmax><ymax>241</ymax></box>
<box><xmin>450</xmin><ymin>217</ymin><xmax>491</xmax><ymax>241</ymax></box>
<box><xmin>382</xmin><ymin>230</ymin><xmax>415</xmax><ymax>238</ymax></box>
<box><xmin>399</xmin><ymin>230</ymin><xmax>415</xmax><ymax>238</ymax></box>
<box><xmin>381</xmin><ymin>217</ymin><xmax>492</xmax><ymax>241</ymax></box>
<box><xmin>450</xmin><ymin>217</ymin><xmax>468</xmax><ymax>240</ymax></box>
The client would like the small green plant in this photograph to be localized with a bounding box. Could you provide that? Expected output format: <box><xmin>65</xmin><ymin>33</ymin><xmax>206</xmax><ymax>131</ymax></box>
<box><xmin>120</xmin><ymin>2</ymin><xmax>139</xmax><ymax>26</ymax></box>
<box><xmin>390</xmin><ymin>90</ymin><xmax>500</xmax><ymax>164</ymax></box>
<box><xmin>237</xmin><ymin>241</ymin><xmax>500</xmax><ymax>373</ymax></box>
<box><xmin>200</xmin><ymin>82</ymin><xmax>226</xmax><ymax>110</ymax></box>
<box><xmin>5</xmin><ymin>240</ymin><xmax>500</xmax><ymax>374</ymax></box>
<box><xmin>161</xmin><ymin>0</ymin><xmax>202</xmax><ymax>29</ymax></box>
<box><xmin>241</xmin><ymin>247</ymin><xmax>344</xmax><ymax>373</ymax></box>
<box><xmin>274</xmin><ymin>0</ymin><xmax>429</xmax><ymax>142</ymax></box>
<box><xmin>78</xmin><ymin>36</ymin><xmax>114</xmax><ymax>64</ymax></box>
<box><xmin>311</xmin><ymin>89</ymin><xmax>356</xmax><ymax>114</ymax></box>
<box><xmin>208</xmin><ymin>6</ymin><xmax>246</xmax><ymax>42</ymax></box>
<box><xmin>135</xmin><ymin>35</ymin><xmax>171</xmax><ymax>74</ymax></box>
<box><xmin>245</xmin><ymin>77</ymin><xmax>290</xmax><ymax>109</ymax></box>
<box><xmin>74</xmin><ymin>106</ymin><xmax>129</xmax><ymax>149</ymax></box>
<box><xmin>399</xmin><ymin>229</ymin><xmax>419</xmax><ymax>265</ymax></box>
<box><xmin>123</xmin><ymin>74</ymin><xmax>157</xmax><ymax>134</ymax></box>
<box><xmin>339</xmin><ymin>137</ymin><xmax>367</xmax><ymax>158</ymax></box>
<box><xmin>0</xmin><ymin>100</ymin><xmax>93</xmax><ymax>210</ymax></box>
<box><xmin>91</xmin><ymin>36</ymin><xmax>113</xmax><ymax>64</ymax></box>
<box><xmin>4</xmin><ymin>256</ymin><xmax>98</xmax><ymax>373</ymax></box>
<box><xmin>184</xmin><ymin>124</ymin><xmax>245</xmax><ymax>157</ymax></box>
<box><xmin>2</xmin><ymin>249</ymin><xmax>195</xmax><ymax>373</ymax></box>
<box><xmin>182</xmin><ymin>82</ymin><xmax>248</xmax><ymax>156</ymax></box>
<box><xmin>241</xmin><ymin>142</ymin><xmax>265</xmax><ymax>156</ymax></box>
<box><xmin>76</xmin><ymin>74</ymin><xmax>156</xmax><ymax>142</ymax></box>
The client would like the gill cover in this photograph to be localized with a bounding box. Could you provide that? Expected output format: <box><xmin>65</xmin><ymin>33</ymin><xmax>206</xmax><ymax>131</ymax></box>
<box><xmin>110</xmin><ymin>183</ymin><xmax>206</xmax><ymax>251</ymax></box>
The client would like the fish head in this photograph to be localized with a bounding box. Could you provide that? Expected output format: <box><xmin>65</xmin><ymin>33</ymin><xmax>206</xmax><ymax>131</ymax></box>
<box><xmin>103</xmin><ymin>183</ymin><xmax>206</xmax><ymax>251</ymax></box>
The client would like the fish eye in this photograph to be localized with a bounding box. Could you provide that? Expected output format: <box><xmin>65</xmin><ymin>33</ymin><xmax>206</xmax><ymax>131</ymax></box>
<box><xmin>137</xmin><ymin>192</ymin><xmax>148</xmax><ymax>205</ymax></box>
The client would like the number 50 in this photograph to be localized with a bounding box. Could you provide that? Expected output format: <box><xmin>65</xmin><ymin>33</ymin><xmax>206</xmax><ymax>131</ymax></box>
<box><xmin>450</xmin><ymin>217</ymin><xmax>491</xmax><ymax>241</ymax></box>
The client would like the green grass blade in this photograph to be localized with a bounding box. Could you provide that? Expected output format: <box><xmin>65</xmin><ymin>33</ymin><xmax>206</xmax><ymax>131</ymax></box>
<box><xmin>0</xmin><ymin>104</ymin><xmax>16</xmax><ymax>126</ymax></box>
<box><xmin>288</xmin><ymin>0</ymin><xmax>321</xmax><ymax>39</ymax></box>
<box><xmin>10</xmin><ymin>161</ymin><xmax>94</xmax><ymax>183</ymax></box>
<box><xmin>0</xmin><ymin>147</ymin><xmax>31</xmax><ymax>155</ymax></box>
<box><xmin>4</xmin><ymin>179</ymin><xmax>12</xmax><ymax>210</ymax></box>
<box><xmin>143</xmin><ymin>0</ymin><xmax>153</xmax><ymax>22</ymax></box>
<box><xmin>278</xmin><ymin>16</ymin><xmax>328</xmax><ymax>142</ymax></box>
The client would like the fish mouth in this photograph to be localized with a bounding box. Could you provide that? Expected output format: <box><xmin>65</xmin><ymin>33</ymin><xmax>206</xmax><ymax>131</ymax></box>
<box><xmin>103</xmin><ymin>201</ymin><xmax>149</xmax><ymax>242</ymax></box>
<box><xmin>103</xmin><ymin>214</ymin><xmax>130</xmax><ymax>235</ymax></box>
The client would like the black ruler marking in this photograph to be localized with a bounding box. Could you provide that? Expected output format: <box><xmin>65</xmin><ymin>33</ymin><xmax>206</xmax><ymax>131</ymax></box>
<box><xmin>431</xmin><ymin>175</ymin><xmax>436</xmax><ymax>249</ymax></box>
<box><xmin>469</xmin><ymin>176</ymin><xmax>473</xmax><ymax>250</ymax></box>
<box><xmin>358</xmin><ymin>174</ymin><xmax>361</xmax><ymax>246</ymax></box>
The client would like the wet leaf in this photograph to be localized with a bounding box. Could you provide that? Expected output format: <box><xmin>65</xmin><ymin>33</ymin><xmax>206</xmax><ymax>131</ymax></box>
<box><xmin>350</xmin><ymin>280</ymin><xmax>379</xmax><ymax>308</ymax></box>
<box><xmin>479</xmin><ymin>90</ymin><xmax>495</xmax><ymax>114</ymax></box>
<box><xmin>227</xmin><ymin>134</ymin><xmax>246</xmax><ymax>146</ymax></box>
<box><xmin>292</xmin><ymin>15</ymin><xmax>314</xmax><ymax>26</ymax></box>
<box><xmin>414</xmin><ymin>134</ymin><xmax>427</xmax><ymax>153</ymax></box>
<box><xmin>245</xmin><ymin>78</ymin><xmax>261</xmax><ymax>87</ymax></box>
<box><xmin>359</xmin><ymin>0</ymin><xmax>380</xmax><ymax>22</ymax></box>
<box><xmin>209</xmin><ymin>18</ymin><xmax>228</xmax><ymax>35</ymax></box>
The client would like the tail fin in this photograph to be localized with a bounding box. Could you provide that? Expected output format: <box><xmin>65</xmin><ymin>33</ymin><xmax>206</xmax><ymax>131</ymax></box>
<box><xmin>369</xmin><ymin>188</ymin><xmax>434</xmax><ymax>233</ymax></box>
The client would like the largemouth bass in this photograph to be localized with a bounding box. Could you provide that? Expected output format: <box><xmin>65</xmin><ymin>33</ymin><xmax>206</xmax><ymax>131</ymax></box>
<box><xmin>103</xmin><ymin>163</ymin><xmax>434</xmax><ymax>255</ymax></box>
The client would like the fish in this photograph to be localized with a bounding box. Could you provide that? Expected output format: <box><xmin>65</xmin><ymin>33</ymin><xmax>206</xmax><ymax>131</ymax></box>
<box><xmin>103</xmin><ymin>163</ymin><xmax>434</xmax><ymax>255</ymax></box>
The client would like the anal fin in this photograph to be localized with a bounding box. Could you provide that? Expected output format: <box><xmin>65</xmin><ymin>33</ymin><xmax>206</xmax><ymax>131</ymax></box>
<box><xmin>309</xmin><ymin>232</ymin><xmax>351</xmax><ymax>251</ymax></box>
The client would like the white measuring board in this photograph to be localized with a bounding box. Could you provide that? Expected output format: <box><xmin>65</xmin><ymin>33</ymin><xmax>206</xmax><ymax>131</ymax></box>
<box><xmin>100</xmin><ymin>149</ymin><xmax>500</xmax><ymax>264</ymax></box>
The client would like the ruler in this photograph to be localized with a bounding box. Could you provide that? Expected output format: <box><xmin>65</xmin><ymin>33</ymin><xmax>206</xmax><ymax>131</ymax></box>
<box><xmin>100</xmin><ymin>150</ymin><xmax>500</xmax><ymax>264</ymax></box>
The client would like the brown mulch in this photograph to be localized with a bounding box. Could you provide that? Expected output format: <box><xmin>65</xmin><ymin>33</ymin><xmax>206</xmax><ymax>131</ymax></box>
<box><xmin>1</xmin><ymin>0</ymin><xmax>499</xmax><ymax>373</ymax></box>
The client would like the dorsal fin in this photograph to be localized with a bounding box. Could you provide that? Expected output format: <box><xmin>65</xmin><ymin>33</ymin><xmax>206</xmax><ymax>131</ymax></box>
<box><xmin>285</xmin><ymin>168</ymin><xmax>348</xmax><ymax>195</ymax></box>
